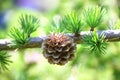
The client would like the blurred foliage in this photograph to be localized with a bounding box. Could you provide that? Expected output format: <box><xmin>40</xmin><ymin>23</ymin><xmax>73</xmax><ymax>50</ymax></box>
<box><xmin>0</xmin><ymin>51</ymin><xmax>12</xmax><ymax>71</ymax></box>
<box><xmin>0</xmin><ymin>0</ymin><xmax>13</xmax><ymax>12</ymax></box>
<box><xmin>0</xmin><ymin>0</ymin><xmax>120</xmax><ymax>80</ymax></box>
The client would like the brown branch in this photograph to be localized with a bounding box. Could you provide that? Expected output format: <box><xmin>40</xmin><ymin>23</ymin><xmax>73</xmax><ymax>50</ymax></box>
<box><xmin>0</xmin><ymin>30</ymin><xmax>120</xmax><ymax>51</ymax></box>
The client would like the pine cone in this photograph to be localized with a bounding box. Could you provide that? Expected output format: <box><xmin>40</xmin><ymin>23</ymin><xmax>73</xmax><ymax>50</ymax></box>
<box><xmin>42</xmin><ymin>33</ymin><xmax>76</xmax><ymax>65</ymax></box>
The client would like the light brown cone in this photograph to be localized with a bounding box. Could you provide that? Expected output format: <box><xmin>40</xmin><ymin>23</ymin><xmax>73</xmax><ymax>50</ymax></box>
<box><xmin>42</xmin><ymin>33</ymin><xmax>76</xmax><ymax>65</ymax></box>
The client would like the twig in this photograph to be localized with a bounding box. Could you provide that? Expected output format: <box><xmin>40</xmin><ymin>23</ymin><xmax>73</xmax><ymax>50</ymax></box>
<box><xmin>0</xmin><ymin>30</ymin><xmax>120</xmax><ymax>51</ymax></box>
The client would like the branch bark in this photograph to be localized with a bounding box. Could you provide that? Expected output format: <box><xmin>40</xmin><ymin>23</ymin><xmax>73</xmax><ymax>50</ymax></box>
<box><xmin>0</xmin><ymin>30</ymin><xmax>120</xmax><ymax>51</ymax></box>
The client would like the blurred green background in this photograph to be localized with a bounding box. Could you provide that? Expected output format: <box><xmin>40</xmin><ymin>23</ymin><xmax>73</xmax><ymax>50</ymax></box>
<box><xmin>1</xmin><ymin>0</ymin><xmax>120</xmax><ymax>80</ymax></box>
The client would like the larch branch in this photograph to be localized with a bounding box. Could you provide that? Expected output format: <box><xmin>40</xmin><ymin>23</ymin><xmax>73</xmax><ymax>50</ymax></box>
<box><xmin>0</xmin><ymin>30</ymin><xmax>120</xmax><ymax>51</ymax></box>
